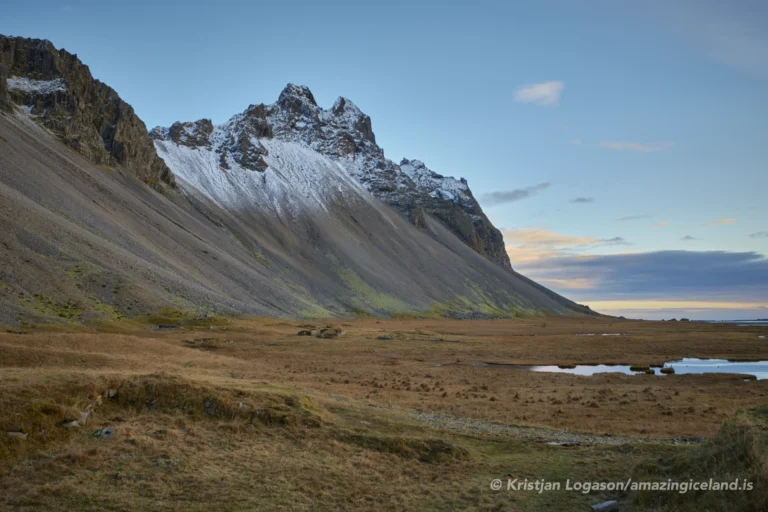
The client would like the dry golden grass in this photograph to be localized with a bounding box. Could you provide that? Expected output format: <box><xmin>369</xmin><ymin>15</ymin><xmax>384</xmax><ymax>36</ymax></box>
<box><xmin>0</xmin><ymin>316</ymin><xmax>766</xmax><ymax>510</ymax></box>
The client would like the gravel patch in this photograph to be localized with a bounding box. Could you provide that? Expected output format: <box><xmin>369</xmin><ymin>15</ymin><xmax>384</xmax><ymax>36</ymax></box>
<box><xmin>409</xmin><ymin>410</ymin><xmax>704</xmax><ymax>446</ymax></box>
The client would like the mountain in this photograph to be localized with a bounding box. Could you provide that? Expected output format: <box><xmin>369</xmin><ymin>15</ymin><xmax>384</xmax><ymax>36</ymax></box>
<box><xmin>0</xmin><ymin>35</ymin><xmax>591</xmax><ymax>325</ymax></box>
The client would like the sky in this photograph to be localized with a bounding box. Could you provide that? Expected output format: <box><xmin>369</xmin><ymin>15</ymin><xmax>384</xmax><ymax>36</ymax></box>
<box><xmin>2</xmin><ymin>0</ymin><xmax>767</xmax><ymax>320</ymax></box>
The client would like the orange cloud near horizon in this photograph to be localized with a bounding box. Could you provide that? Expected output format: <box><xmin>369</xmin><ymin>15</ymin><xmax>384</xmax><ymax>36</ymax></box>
<box><xmin>501</xmin><ymin>227</ymin><xmax>768</xmax><ymax>317</ymax></box>
<box><xmin>535</xmin><ymin>277</ymin><xmax>597</xmax><ymax>290</ymax></box>
<box><xmin>501</xmin><ymin>228</ymin><xmax>597</xmax><ymax>246</ymax></box>
<box><xmin>586</xmin><ymin>299</ymin><xmax>767</xmax><ymax>311</ymax></box>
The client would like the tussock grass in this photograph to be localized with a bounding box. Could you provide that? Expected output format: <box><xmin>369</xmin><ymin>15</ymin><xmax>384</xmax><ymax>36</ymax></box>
<box><xmin>341</xmin><ymin>433</ymin><xmax>469</xmax><ymax>463</ymax></box>
<box><xmin>0</xmin><ymin>373</ymin><xmax>327</xmax><ymax>466</ymax></box>
<box><xmin>631</xmin><ymin>407</ymin><xmax>768</xmax><ymax>511</ymax></box>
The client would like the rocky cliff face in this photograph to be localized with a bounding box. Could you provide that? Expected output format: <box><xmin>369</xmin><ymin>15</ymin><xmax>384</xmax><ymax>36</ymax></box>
<box><xmin>151</xmin><ymin>84</ymin><xmax>511</xmax><ymax>268</ymax></box>
<box><xmin>0</xmin><ymin>36</ymin><xmax>174</xmax><ymax>189</ymax></box>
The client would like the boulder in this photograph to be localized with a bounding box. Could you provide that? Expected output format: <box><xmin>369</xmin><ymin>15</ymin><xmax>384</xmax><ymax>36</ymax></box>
<box><xmin>94</xmin><ymin>427</ymin><xmax>116</xmax><ymax>440</ymax></box>
<box><xmin>318</xmin><ymin>327</ymin><xmax>344</xmax><ymax>339</ymax></box>
<box><xmin>546</xmin><ymin>441</ymin><xmax>580</xmax><ymax>447</ymax></box>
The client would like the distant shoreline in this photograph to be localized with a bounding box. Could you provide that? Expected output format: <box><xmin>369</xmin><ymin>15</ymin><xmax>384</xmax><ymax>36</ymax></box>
<box><xmin>697</xmin><ymin>319</ymin><xmax>768</xmax><ymax>325</ymax></box>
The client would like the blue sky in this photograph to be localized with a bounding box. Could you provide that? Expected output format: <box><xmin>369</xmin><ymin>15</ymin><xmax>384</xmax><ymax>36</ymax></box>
<box><xmin>2</xmin><ymin>0</ymin><xmax>767</xmax><ymax>319</ymax></box>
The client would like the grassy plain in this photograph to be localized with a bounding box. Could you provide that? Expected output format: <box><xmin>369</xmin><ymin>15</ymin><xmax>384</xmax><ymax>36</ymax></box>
<box><xmin>1</xmin><ymin>316</ymin><xmax>766</xmax><ymax>511</ymax></box>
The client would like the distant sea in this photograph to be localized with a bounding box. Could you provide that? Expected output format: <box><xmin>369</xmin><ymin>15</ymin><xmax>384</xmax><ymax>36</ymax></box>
<box><xmin>699</xmin><ymin>320</ymin><xmax>768</xmax><ymax>326</ymax></box>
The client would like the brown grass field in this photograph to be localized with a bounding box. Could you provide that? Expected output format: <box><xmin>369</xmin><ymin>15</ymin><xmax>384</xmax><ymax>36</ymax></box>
<box><xmin>1</xmin><ymin>315</ymin><xmax>766</xmax><ymax>511</ymax></box>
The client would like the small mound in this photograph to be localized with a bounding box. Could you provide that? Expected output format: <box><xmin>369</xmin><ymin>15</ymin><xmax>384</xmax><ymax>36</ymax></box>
<box><xmin>0</xmin><ymin>373</ymin><xmax>328</xmax><ymax>463</ymax></box>
<box><xmin>341</xmin><ymin>433</ymin><xmax>468</xmax><ymax>463</ymax></box>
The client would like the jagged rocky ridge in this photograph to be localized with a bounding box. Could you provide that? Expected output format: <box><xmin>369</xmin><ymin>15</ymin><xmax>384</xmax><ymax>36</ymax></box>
<box><xmin>150</xmin><ymin>84</ymin><xmax>510</xmax><ymax>268</ymax></box>
<box><xmin>0</xmin><ymin>35</ymin><xmax>174</xmax><ymax>189</ymax></box>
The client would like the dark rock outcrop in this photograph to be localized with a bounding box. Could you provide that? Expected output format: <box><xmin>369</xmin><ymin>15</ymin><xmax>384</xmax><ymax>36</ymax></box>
<box><xmin>0</xmin><ymin>64</ymin><xmax>9</xmax><ymax>111</ymax></box>
<box><xmin>151</xmin><ymin>110</ymin><xmax>272</xmax><ymax>173</ymax></box>
<box><xmin>399</xmin><ymin>159</ymin><xmax>511</xmax><ymax>268</ymax></box>
<box><xmin>167</xmin><ymin>119</ymin><xmax>214</xmax><ymax>148</ymax></box>
<box><xmin>0</xmin><ymin>35</ymin><xmax>174</xmax><ymax>189</ymax></box>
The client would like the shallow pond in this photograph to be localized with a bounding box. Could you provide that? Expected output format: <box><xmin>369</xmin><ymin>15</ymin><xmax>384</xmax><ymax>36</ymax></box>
<box><xmin>487</xmin><ymin>358</ymin><xmax>768</xmax><ymax>380</ymax></box>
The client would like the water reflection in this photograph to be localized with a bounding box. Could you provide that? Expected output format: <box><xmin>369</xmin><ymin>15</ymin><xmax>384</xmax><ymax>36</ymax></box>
<box><xmin>495</xmin><ymin>358</ymin><xmax>768</xmax><ymax>380</ymax></box>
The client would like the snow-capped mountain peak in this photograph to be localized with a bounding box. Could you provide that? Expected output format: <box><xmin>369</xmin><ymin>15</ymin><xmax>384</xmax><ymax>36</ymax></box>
<box><xmin>151</xmin><ymin>83</ymin><xmax>511</xmax><ymax>268</ymax></box>
<box><xmin>277</xmin><ymin>83</ymin><xmax>318</xmax><ymax>108</ymax></box>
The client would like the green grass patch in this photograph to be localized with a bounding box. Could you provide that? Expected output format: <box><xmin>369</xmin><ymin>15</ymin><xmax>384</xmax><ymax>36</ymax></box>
<box><xmin>338</xmin><ymin>268</ymin><xmax>411</xmax><ymax>314</ymax></box>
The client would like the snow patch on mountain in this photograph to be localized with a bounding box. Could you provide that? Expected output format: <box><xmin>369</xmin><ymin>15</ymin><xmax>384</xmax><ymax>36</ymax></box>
<box><xmin>400</xmin><ymin>159</ymin><xmax>469</xmax><ymax>203</ymax></box>
<box><xmin>154</xmin><ymin>132</ymin><xmax>382</xmax><ymax>218</ymax></box>
<box><xmin>152</xmin><ymin>85</ymin><xmax>470</xmax><ymax>211</ymax></box>
<box><xmin>7</xmin><ymin>76</ymin><xmax>67</xmax><ymax>94</ymax></box>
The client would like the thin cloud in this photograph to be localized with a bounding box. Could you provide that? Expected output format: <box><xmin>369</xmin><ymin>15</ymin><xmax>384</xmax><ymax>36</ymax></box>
<box><xmin>653</xmin><ymin>221</ymin><xmax>670</xmax><ymax>227</ymax></box>
<box><xmin>502</xmin><ymin>229</ymin><xmax>596</xmax><ymax>247</ymax></box>
<box><xmin>502</xmin><ymin>228</ymin><xmax>630</xmax><ymax>264</ymax></box>
<box><xmin>503</xmin><ymin>230</ymin><xmax>629</xmax><ymax>248</ymax></box>
<box><xmin>708</xmin><ymin>218</ymin><xmax>736</xmax><ymax>225</ymax></box>
<box><xmin>570</xmin><ymin>197</ymin><xmax>594</xmax><ymax>204</ymax></box>
<box><xmin>513</xmin><ymin>81</ymin><xmax>564</xmax><ymax>106</ymax></box>
<box><xmin>541</xmin><ymin>277</ymin><xmax>596</xmax><ymax>290</ymax></box>
<box><xmin>599</xmin><ymin>141</ymin><xmax>674</xmax><ymax>153</ymax></box>
<box><xmin>681</xmin><ymin>235</ymin><xmax>698</xmax><ymax>241</ymax></box>
<box><xmin>482</xmin><ymin>183</ymin><xmax>551</xmax><ymax>206</ymax></box>
<box><xmin>617</xmin><ymin>215</ymin><xmax>652</xmax><ymax>222</ymax></box>
<box><xmin>571</xmin><ymin>138</ymin><xmax>582</xmax><ymax>145</ymax></box>
<box><xmin>600</xmin><ymin>237</ymin><xmax>630</xmax><ymax>245</ymax></box>
<box><xmin>749</xmin><ymin>231</ymin><xmax>768</xmax><ymax>239</ymax></box>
